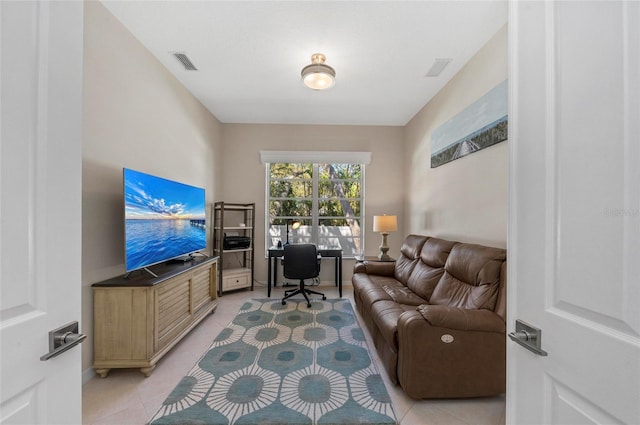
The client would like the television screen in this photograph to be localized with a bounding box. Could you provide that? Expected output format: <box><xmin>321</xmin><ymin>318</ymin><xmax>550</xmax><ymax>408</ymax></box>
<box><xmin>124</xmin><ymin>168</ymin><xmax>206</xmax><ymax>272</ymax></box>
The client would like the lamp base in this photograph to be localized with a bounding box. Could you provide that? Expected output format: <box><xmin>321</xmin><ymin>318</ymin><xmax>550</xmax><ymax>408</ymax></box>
<box><xmin>377</xmin><ymin>252</ymin><xmax>392</xmax><ymax>261</ymax></box>
<box><xmin>378</xmin><ymin>232</ymin><xmax>391</xmax><ymax>261</ymax></box>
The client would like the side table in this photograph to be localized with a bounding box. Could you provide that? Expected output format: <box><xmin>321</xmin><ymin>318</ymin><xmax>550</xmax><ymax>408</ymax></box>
<box><xmin>354</xmin><ymin>255</ymin><xmax>396</xmax><ymax>263</ymax></box>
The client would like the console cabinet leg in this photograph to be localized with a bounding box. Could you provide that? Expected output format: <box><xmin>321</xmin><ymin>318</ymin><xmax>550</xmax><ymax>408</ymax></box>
<box><xmin>140</xmin><ymin>365</ymin><xmax>155</xmax><ymax>377</ymax></box>
<box><xmin>95</xmin><ymin>368</ymin><xmax>110</xmax><ymax>379</ymax></box>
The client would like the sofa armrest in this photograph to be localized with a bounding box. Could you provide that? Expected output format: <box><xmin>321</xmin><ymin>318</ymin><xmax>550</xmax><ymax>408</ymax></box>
<box><xmin>353</xmin><ymin>261</ymin><xmax>396</xmax><ymax>276</ymax></box>
<box><xmin>396</xmin><ymin>308</ymin><xmax>506</xmax><ymax>398</ymax></box>
<box><xmin>416</xmin><ymin>304</ymin><xmax>505</xmax><ymax>333</ymax></box>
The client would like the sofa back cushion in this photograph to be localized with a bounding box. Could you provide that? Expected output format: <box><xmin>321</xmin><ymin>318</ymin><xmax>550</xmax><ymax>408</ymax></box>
<box><xmin>406</xmin><ymin>237</ymin><xmax>457</xmax><ymax>300</ymax></box>
<box><xmin>393</xmin><ymin>234</ymin><xmax>428</xmax><ymax>285</ymax></box>
<box><xmin>430</xmin><ymin>243</ymin><xmax>506</xmax><ymax>311</ymax></box>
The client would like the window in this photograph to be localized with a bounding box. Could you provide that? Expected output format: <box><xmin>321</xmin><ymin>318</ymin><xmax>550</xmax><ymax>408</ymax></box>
<box><xmin>265</xmin><ymin>161</ymin><xmax>365</xmax><ymax>257</ymax></box>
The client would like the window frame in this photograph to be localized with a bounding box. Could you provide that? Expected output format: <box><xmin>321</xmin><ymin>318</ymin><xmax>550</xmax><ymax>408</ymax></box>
<box><xmin>265</xmin><ymin>162</ymin><xmax>365</xmax><ymax>258</ymax></box>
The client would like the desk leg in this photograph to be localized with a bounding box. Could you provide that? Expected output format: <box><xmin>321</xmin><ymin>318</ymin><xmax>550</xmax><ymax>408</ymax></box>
<box><xmin>338</xmin><ymin>255</ymin><xmax>343</xmax><ymax>298</ymax></box>
<box><xmin>273</xmin><ymin>258</ymin><xmax>279</xmax><ymax>291</ymax></box>
<box><xmin>267</xmin><ymin>257</ymin><xmax>272</xmax><ymax>298</ymax></box>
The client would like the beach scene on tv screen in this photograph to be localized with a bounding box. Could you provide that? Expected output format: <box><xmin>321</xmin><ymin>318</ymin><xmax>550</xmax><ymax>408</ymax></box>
<box><xmin>124</xmin><ymin>169</ymin><xmax>206</xmax><ymax>271</ymax></box>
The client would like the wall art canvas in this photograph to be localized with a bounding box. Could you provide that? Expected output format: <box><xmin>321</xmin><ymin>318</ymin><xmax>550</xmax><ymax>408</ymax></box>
<box><xmin>431</xmin><ymin>79</ymin><xmax>508</xmax><ymax>168</ymax></box>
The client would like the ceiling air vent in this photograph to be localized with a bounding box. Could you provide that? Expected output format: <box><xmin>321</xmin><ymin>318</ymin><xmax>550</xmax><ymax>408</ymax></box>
<box><xmin>425</xmin><ymin>58</ymin><xmax>452</xmax><ymax>77</ymax></box>
<box><xmin>172</xmin><ymin>52</ymin><xmax>198</xmax><ymax>71</ymax></box>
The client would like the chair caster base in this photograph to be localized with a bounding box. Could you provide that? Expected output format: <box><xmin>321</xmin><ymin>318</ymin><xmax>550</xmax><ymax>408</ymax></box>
<box><xmin>282</xmin><ymin>300</ymin><xmax>286</xmax><ymax>305</ymax></box>
<box><xmin>322</xmin><ymin>296</ymin><xmax>327</xmax><ymax>300</ymax></box>
<box><xmin>307</xmin><ymin>303</ymin><xmax>312</xmax><ymax>308</ymax></box>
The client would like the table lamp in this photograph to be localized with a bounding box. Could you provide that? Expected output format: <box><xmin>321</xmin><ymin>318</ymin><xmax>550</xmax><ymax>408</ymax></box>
<box><xmin>285</xmin><ymin>219</ymin><xmax>301</xmax><ymax>245</ymax></box>
<box><xmin>373</xmin><ymin>215</ymin><xmax>397</xmax><ymax>260</ymax></box>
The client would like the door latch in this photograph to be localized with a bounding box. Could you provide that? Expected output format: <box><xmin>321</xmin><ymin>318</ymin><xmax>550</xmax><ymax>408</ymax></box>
<box><xmin>508</xmin><ymin>319</ymin><xmax>548</xmax><ymax>356</ymax></box>
<box><xmin>40</xmin><ymin>321</ymin><xmax>86</xmax><ymax>361</ymax></box>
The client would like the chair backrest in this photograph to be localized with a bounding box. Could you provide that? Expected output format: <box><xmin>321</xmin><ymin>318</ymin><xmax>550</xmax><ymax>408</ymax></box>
<box><xmin>283</xmin><ymin>244</ymin><xmax>319</xmax><ymax>280</ymax></box>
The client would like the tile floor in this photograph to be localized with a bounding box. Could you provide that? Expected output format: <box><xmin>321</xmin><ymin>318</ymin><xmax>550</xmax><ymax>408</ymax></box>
<box><xmin>82</xmin><ymin>283</ymin><xmax>505</xmax><ymax>425</ymax></box>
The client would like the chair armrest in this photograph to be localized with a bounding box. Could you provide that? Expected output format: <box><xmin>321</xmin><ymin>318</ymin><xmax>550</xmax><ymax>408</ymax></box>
<box><xmin>416</xmin><ymin>304</ymin><xmax>505</xmax><ymax>333</ymax></box>
<box><xmin>352</xmin><ymin>261</ymin><xmax>396</xmax><ymax>276</ymax></box>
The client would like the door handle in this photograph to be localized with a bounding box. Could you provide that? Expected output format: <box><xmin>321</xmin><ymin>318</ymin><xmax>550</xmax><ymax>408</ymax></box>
<box><xmin>40</xmin><ymin>321</ymin><xmax>86</xmax><ymax>361</ymax></box>
<box><xmin>508</xmin><ymin>319</ymin><xmax>548</xmax><ymax>356</ymax></box>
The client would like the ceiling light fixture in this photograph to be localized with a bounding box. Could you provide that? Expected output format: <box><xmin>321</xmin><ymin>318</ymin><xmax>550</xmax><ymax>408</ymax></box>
<box><xmin>301</xmin><ymin>53</ymin><xmax>335</xmax><ymax>90</ymax></box>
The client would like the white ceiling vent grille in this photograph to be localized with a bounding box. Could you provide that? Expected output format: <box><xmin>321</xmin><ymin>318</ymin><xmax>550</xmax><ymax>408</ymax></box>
<box><xmin>425</xmin><ymin>58</ymin><xmax>452</xmax><ymax>77</ymax></box>
<box><xmin>172</xmin><ymin>52</ymin><xmax>198</xmax><ymax>71</ymax></box>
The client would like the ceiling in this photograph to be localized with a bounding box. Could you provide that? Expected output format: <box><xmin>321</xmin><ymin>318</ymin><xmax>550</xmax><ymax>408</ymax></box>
<box><xmin>100</xmin><ymin>1</ymin><xmax>507</xmax><ymax>126</ymax></box>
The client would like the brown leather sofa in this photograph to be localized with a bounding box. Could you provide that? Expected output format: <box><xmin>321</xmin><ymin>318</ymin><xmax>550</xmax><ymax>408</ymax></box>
<box><xmin>352</xmin><ymin>234</ymin><xmax>507</xmax><ymax>399</ymax></box>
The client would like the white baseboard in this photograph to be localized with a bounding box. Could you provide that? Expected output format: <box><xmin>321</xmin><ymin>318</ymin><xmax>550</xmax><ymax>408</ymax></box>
<box><xmin>82</xmin><ymin>366</ymin><xmax>96</xmax><ymax>385</ymax></box>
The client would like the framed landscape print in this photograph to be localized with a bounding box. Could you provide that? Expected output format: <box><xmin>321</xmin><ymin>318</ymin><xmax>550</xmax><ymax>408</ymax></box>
<box><xmin>431</xmin><ymin>80</ymin><xmax>508</xmax><ymax>168</ymax></box>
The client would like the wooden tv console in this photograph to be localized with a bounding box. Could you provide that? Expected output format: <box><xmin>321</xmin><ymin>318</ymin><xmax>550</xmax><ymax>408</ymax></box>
<box><xmin>92</xmin><ymin>256</ymin><xmax>218</xmax><ymax>378</ymax></box>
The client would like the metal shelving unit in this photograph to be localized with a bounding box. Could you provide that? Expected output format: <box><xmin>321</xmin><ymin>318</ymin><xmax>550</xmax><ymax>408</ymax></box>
<box><xmin>212</xmin><ymin>202</ymin><xmax>255</xmax><ymax>295</ymax></box>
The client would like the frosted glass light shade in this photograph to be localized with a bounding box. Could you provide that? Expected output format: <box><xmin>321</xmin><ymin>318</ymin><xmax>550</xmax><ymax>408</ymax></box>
<box><xmin>301</xmin><ymin>53</ymin><xmax>335</xmax><ymax>90</ymax></box>
<box><xmin>302</xmin><ymin>70</ymin><xmax>335</xmax><ymax>90</ymax></box>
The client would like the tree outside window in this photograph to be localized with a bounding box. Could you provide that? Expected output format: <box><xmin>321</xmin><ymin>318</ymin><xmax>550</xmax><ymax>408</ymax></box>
<box><xmin>267</xmin><ymin>162</ymin><xmax>363</xmax><ymax>256</ymax></box>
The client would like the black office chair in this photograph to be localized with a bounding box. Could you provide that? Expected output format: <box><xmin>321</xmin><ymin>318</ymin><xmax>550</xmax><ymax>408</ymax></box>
<box><xmin>281</xmin><ymin>244</ymin><xmax>326</xmax><ymax>308</ymax></box>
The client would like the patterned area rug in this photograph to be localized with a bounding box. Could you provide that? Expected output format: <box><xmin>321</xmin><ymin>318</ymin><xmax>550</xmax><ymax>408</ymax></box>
<box><xmin>149</xmin><ymin>299</ymin><xmax>397</xmax><ymax>425</ymax></box>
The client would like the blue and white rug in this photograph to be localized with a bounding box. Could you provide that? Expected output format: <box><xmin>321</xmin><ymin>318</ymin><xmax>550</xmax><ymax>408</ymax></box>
<box><xmin>149</xmin><ymin>299</ymin><xmax>397</xmax><ymax>425</ymax></box>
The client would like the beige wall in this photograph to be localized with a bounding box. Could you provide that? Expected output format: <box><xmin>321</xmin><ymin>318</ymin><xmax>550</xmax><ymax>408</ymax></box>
<box><xmin>220</xmin><ymin>124</ymin><xmax>405</xmax><ymax>284</ymax></box>
<box><xmin>404</xmin><ymin>25</ymin><xmax>508</xmax><ymax>248</ymax></box>
<box><xmin>81</xmin><ymin>1</ymin><xmax>223</xmax><ymax>374</ymax></box>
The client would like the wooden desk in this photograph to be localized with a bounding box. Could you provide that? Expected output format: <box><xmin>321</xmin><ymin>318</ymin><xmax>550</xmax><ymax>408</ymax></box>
<box><xmin>267</xmin><ymin>246</ymin><xmax>342</xmax><ymax>298</ymax></box>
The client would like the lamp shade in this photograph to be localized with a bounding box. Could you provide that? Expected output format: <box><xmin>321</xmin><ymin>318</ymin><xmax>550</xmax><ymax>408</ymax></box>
<box><xmin>285</xmin><ymin>219</ymin><xmax>302</xmax><ymax>245</ymax></box>
<box><xmin>373</xmin><ymin>215</ymin><xmax>397</xmax><ymax>233</ymax></box>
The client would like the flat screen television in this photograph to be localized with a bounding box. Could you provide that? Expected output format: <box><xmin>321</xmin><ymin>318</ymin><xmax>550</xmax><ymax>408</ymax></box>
<box><xmin>124</xmin><ymin>168</ymin><xmax>206</xmax><ymax>273</ymax></box>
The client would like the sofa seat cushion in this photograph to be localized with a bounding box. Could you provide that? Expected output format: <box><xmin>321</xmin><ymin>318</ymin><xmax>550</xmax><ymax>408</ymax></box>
<box><xmin>353</xmin><ymin>275</ymin><xmax>404</xmax><ymax>308</ymax></box>
<box><xmin>352</xmin><ymin>273</ymin><xmax>401</xmax><ymax>298</ymax></box>
<box><xmin>371</xmin><ymin>300</ymin><xmax>419</xmax><ymax>351</ymax></box>
<box><xmin>379</xmin><ymin>285</ymin><xmax>427</xmax><ymax>306</ymax></box>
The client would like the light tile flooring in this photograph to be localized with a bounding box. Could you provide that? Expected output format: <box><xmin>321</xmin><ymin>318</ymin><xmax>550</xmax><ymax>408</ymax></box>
<box><xmin>83</xmin><ymin>283</ymin><xmax>505</xmax><ymax>425</ymax></box>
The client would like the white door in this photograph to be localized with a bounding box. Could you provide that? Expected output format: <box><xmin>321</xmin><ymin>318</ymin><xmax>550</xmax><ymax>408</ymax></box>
<box><xmin>508</xmin><ymin>1</ymin><xmax>639</xmax><ymax>424</ymax></box>
<box><xmin>0</xmin><ymin>1</ymin><xmax>84</xmax><ymax>424</ymax></box>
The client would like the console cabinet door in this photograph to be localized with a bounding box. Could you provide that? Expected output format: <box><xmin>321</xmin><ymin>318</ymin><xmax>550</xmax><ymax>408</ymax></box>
<box><xmin>155</xmin><ymin>278</ymin><xmax>192</xmax><ymax>351</ymax></box>
<box><xmin>93</xmin><ymin>288</ymin><xmax>149</xmax><ymax>362</ymax></box>
<box><xmin>192</xmin><ymin>265</ymin><xmax>215</xmax><ymax>313</ymax></box>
